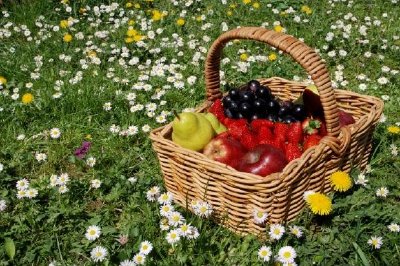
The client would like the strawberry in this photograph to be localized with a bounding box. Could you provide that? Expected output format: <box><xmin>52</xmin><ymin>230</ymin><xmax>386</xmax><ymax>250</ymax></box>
<box><xmin>302</xmin><ymin>118</ymin><xmax>321</xmax><ymax>135</ymax></box>
<box><xmin>223</xmin><ymin>117</ymin><xmax>237</xmax><ymax>127</ymax></box>
<box><xmin>271</xmin><ymin>137</ymin><xmax>286</xmax><ymax>152</ymax></box>
<box><xmin>274</xmin><ymin>122</ymin><xmax>290</xmax><ymax>142</ymax></box>
<box><xmin>319</xmin><ymin>121</ymin><xmax>328</xmax><ymax>136</ymax></box>
<box><xmin>287</xmin><ymin>122</ymin><xmax>303</xmax><ymax>144</ymax></box>
<box><xmin>208</xmin><ymin>99</ymin><xmax>225</xmax><ymax>122</ymax></box>
<box><xmin>285</xmin><ymin>143</ymin><xmax>303</xmax><ymax>162</ymax></box>
<box><xmin>227</xmin><ymin>119</ymin><xmax>249</xmax><ymax>140</ymax></box>
<box><xmin>250</xmin><ymin>119</ymin><xmax>274</xmax><ymax>131</ymax></box>
<box><xmin>256</xmin><ymin>126</ymin><xmax>273</xmax><ymax>143</ymax></box>
<box><xmin>303</xmin><ymin>134</ymin><xmax>323</xmax><ymax>150</ymax></box>
<box><xmin>240</xmin><ymin>133</ymin><xmax>258</xmax><ymax>150</ymax></box>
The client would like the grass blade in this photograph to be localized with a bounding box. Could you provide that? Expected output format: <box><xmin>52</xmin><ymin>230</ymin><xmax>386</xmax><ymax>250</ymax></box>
<box><xmin>353</xmin><ymin>242</ymin><xmax>370</xmax><ymax>266</ymax></box>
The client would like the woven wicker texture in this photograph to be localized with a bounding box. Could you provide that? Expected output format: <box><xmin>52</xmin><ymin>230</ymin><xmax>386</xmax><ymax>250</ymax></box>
<box><xmin>150</xmin><ymin>27</ymin><xmax>384</xmax><ymax>237</ymax></box>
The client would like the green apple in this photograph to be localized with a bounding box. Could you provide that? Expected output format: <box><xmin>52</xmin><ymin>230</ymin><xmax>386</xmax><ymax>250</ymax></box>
<box><xmin>203</xmin><ymin>113</ymin><xmax>227</xmax><ymax>134</ymax></box>
<box><xmin>172</xmin><ymin>112</ymin><xmax>215</xmax><ymax>151</ymax></box>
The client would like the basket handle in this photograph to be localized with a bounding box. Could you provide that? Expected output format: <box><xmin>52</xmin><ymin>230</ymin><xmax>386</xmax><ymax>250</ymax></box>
<box><xmin>205</xmin><ymin>27</ymin><xmax>340</xmax><ymax>137</ymax></box>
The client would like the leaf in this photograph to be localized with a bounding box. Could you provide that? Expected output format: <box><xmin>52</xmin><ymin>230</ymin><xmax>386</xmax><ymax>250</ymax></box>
<box><xmin>4</xmin><ymin>238</ymin><xmax>15</xmax><ymax>260</ymax></box>
<box><xmin>352</xmin><ymin>242</ymin><xmax>370</xmax><ymax>266</ymax></box>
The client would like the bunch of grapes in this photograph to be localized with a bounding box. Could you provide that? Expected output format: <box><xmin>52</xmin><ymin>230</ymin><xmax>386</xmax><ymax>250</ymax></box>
<box><xmin>222</xmin><ymin>80</ymin><xmax>306</xmax><ymax>123</ymax></box>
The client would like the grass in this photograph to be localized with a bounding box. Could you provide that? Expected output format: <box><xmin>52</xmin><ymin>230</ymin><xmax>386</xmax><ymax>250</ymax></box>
<box><xmin>0</xmin><ymin>0</ymin><xmax>399</xmax><ymax>265</ymax></box>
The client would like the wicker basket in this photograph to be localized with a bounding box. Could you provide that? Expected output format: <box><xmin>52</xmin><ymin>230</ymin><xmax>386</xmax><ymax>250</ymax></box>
<box><xmin>150</xmin><ymin>27</ymin><xmax>384</xmax><ymax>236</ymax></box>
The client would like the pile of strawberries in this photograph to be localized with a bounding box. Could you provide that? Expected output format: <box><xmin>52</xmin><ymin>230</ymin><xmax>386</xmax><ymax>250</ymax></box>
<box><xmin>209</xmin><ymin>99</ymin><xmax>327</xmax><ymax>162</ymax></box>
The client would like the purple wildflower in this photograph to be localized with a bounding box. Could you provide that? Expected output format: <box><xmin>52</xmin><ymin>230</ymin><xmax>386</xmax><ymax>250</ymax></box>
<box><xmin>74</xmin><ymin>141</ymin><xmax>91</xmax><ymax>159</ymax></box>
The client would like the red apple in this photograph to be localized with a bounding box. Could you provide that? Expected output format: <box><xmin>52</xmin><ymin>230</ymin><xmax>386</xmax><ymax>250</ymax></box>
<box><xmin>203</xmin><ymin>133</ymin><xmax>247</xmax><ymax>168</ymax></box>
<box><xmin>339</xmin><ymin>109</ymin><xmax>355</xmax><ymax>127</ymax></box>
<box><xmin>237</xmin><ymin>144</ymin><xmax>288</xmax><ymax>177</ymax></box>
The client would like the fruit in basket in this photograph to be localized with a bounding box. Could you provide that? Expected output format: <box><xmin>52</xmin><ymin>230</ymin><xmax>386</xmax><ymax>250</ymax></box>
<box><xmin>339</xmin><ymin>109</ymin><xmax>355</xmax><ymax>127</ymax></box>
<box><xmin>303</xmin><ymin>134</ymin><xmax>323</xmax><ymax>150</ymax></box>
<box><xmin>237</xmin><ymin>144</ymin><xmax>288</xmax><ymax>176</ymax></box>
<box><xmin>300</xmin><ymin>84</ymin><xmax>324</xmax><ymax>118</ymax></box>
<box><xmin>285</xmin><ymin>143</ymin><xmax>303</xmax><ymax>161</ymax></box>
<box><xmin>203</xmin><ymin>113</ymin><xmax>227</xmax><ymax>134</ymax></box>
<box><xmin>208</xmin><ymin>99</ymin><xmax>225</xmax><ymax>122</ymax></box>
<box><xmin>287</xmin><ymin>122</ymin><xmax>304</xmax><ymax>145</ymax></box>
<box><xmin>203</xmin><ymin>132</ymin><xmax>247</xmax><ymax>168</ymax></box>
<box><xmin>172</xmin><ymin>112</ymin><xmax>214</xmax><ymax>151</ymax></box>
<box><xmin>302</xmin><ymin>118</ymin><xmax>322</xmax><ymax>135</ymax></box>
<box><xmin>247</xmin><ymin>79</ymin><xmax>261</xmax><ymax>92</ymax></box>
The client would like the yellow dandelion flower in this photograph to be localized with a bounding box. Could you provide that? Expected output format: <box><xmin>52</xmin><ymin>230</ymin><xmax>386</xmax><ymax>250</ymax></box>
<box><xmin>268</xmin><ymin>53</ymin><xmax>277</xmax><ymax>61</ymax></box>
<box><xmin>252</xmin><ymin>2</ymin><xmax>260</xmax><ymax>9</ymax></box>
<box><xmin>305</xmin><ymin>192</ymin><xmax>332</xmax><ymax>215</ymax></box>
<box><xmin>134</xmin><ymin>3</ymin><xmax>141</xmax><ymax>9</ymax></box>
<box><xmin>387</xmin><ymin>126</ymin><xmax>400</xmax><ymax>134</ymax></box>
<box><xmin>176</xmin><ymin>18</ymin><xmax>185</xmax><ymax>26</ymax></box>
<box><xmin>79</xmin><ymin>8</ymin><xmax>87</xmax><ymax>14</ymax></box>
<box><xmin>152</xmin><ymin>10</ymin><xmax>163</xmax><ymax>21</ymax></box>
<box><xmin>330</xmin><ymin>171</ymin><xmax>352</xmax><ymax>192</ymax></box>
<box><xmin>0</xmin><ymin>76</ymin><xmax>7</xmax><ymax>85</ymax></box>
<box><xmin>85</xmin><ymin>134</ymin><xmax>92</xmax><ymax>140</ymax></box>
<box><xmin>128</xmin><ymin>19</ymin><xmax>135</xmax><ymax>25</ymax></box>
<box><xmin>301</xmin><ymin>5</ymin><xmax>313</xmax><ymax>15</ymax></box>
<box><xmin>243</xmin><ymin>0</ymin><xmax>252</xmax><ymax>4</ymax></box>
<box><xmin>133</xmin><ymin>35</ymin><xmax>145</xmax><ymax>42</ymax></box>
<box><xmin>274</xmin><ymin>25</ymin><xmax>285</xmax><ymax>33</ymax></box>
<box><xmin>240</xmin><ymin>53</ymin><xmax>249</xmax><ymax>61</ymax></box>
<box><xmin>22</xmin><ymin>93</ymin><xmax>34</xmax><ymax>104</ymax></box>
<box><xmin>125</xmin><ymin>37</ymin><xmax>134</xmax><ymax>43</ymax></box>
<box><xmin>60</xmin><ymin>20</ymin><xmax>69</xmax><ymax>28</ymax></box>
<box><xmin>63</xmin><ymin>33</ymin><xmax>73</xmax><ymax>42</ymax></box>
<box><xmin>227</xmin><ymin>10</ymin><xmax>233</xmax><ymax>16</ymax></box>
<box><xmin>87</xmin><ymin>50</ymin><xmax>97</xmax><ymax>57</ymax></box>
<box><xmin>126</xmin><ymin>28</ymin><xmax>138</xmax><ymax>37</ymax></box>
<box><xmin>196</xmin><ymin>16</ymin><xmax>203</xmax><ymax>22</ymax></box>
<box><xmin>126</xmin><ymin>2</ymin><xmax>133</xmax><ymax>8</ymax></box>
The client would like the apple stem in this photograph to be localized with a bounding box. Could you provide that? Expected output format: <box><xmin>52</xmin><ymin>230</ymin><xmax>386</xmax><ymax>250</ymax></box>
<box><xmin>173</xmin><ymin>110</ymin><xmax>180</xmax><ymax>121</ymax></box>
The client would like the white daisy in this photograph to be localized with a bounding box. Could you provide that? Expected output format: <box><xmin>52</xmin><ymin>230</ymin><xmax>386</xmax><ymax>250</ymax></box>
<box><xmin>17</xmin><ymin>189</ymin><xmax>27</xmax><ymax>199</ymax></box>
<box><xmin>0</xmin><ymin>199</ymin><xmax>6</xmax><ymax>212</ymax></box>
<box><xmin>157</xmin><ymin>192</ymin><xmax>173</xmax><ymax>205</ymax></box>
<box><xmin>146</xmin><ymin>186</ymin><xmax>160</xmax><ymax>202</ymax></box>
<box><xmin>26</xmin><ymin>188</ymin><xmax>38</xmax><ymax>199</ymax></box>
<box><xmin>277</xmin><ymin>246</ymin><xmax>297</xmax><ymax>264</ymax></box>
<box><xmin>58</xmin><ymin>185</ymin><xmax>69</xmax><ymax>194</ymax></box>
<box><xmin>177</xmin><ymin>223</ymin><xmax>195</xmax><ymax>237</ymax></box>
<box><xmin>119</xmin><ymin>259</ymin><xmax>135</xmax><ymax>266</ymax></box>
<box><xmin>168</xmin><ymin>211</ymin><xmax>185</xmax><ymax>227</ymax></box>
<box><xmin>90</xmin><ymin>246</ymin><xmax>108</xmax><ymax>262</ymax></box>
<box><xmin>133</xmin><ymin>253</ymin><xmax>146</xmax><ymax>265</ymax></box>
<box><xmin>128</xmin><ymin>177</ymin><xmax>137</xmax><ymax>184</ymax></box>
<box><xmin>91</xmin><ymin>179</ymin><xmax>102</xmax><ymax>189</ymax></box>
<box><xmin>388</xmin><ymin>223</ymin><xmax>400</xmax><ymax>233</ymax></box>
<box><xmin>186</xmin><ymin>226</ymin><xmax>200</xmax><ymax>240</ymax></box>
<box><xmin>367</xmin><ymin>236</ymin><xmax>383</xmax><ymax>249</ymax></box>
<box><xmin>376</xmin><ymin>187</ymin><xmax>389</xmax><ymax>198</ymax></box>
<box><xmin>289</xmin><ymin>225</ymin><xmax>303</xmax><ymax>238</ymax></box>
<box><xmin>50</xmin><ymin>174</ymin><xmax>58</xmax><ymax>187</ymax></box>
<box><xmin>85</xmin><ymin>225</ymin><xmax>101</xmax><ymax>241</ymax></box>
<box><xmin>0</xmin><ymin>163</ymin><xmax>3</xmax><ymax>172</ymax></box>
<box><xmin>160</xmin><ymin>204</ymin><xmax>174</xmax><ymax>217</ymax></box>
<box><xmin>49</xmin><ymin>128</ymin><xmax>61</xmax><ymax>139</ymax></box>
<box><xmin>57</xmin><ymin>173</ymin><xmax>69</xmax><ymax>186</ymax></box>
<box><xmin>160</xmin><ymin>218</ymin><xmax>170</xmax><ymax>231</ymax></box>
<box><xmin>35</xmin><ymin>152</ymin><xmax>47</xmax><ymax>162</ymax></box>
<box><xmin>86</xmin><ymin>156</ymin><xmax>96</xmax><ymax>167</ymax></box>
<box><xmin>269</xmin><ymin>224</ymin><xmax>285</xmax><ymax>240</ymax></box>
<box><xmin>166</xmin><ymin>229</ymin><xmax>181</xmax><ymax>244</ymax></box>
<box><xmin>355</xmin><ymin>173</ymin><xmax>368</xmax><ymax>187</ymax></box>
<box><xmin>253</xmin><ymin>209</ymin><xmax>268</xmax><ymax>224</ymax></box>
<box><xmin>258</xmin><ymin>246</ymin><xmax>272</xmax><ymax>262</ymax></box>
<box><xmin>139</xmin><ymin>240</ymin><xmax>153</xmax><ymax>255</ymax></box>
<box><xmin>16</xmin><ymin>178</ymin><xmax>30</xmax><ymax>190</ymax></box>
<box><xmin>194</xmin><ymin>201</ymin><xmax>213</xmax><ymax>218</ymax></box>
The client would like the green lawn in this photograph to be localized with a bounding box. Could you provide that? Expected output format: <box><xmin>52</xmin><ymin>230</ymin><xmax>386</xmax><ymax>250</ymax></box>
<box><xmin>0</xmin><ymin>0</ymin><xmax>399</xmax><ymax>265</ymax></box>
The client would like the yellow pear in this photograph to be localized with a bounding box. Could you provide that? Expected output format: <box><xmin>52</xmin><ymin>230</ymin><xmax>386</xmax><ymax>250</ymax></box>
<box><xmin>202</xmin><ymin>113</ymin><xmax>227</xmax><ymax>134</ymax></box>
<box><xmin>172</xmin><ymin>112</ymin><xmax>215</xmax><ymax>151</ymax></box>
